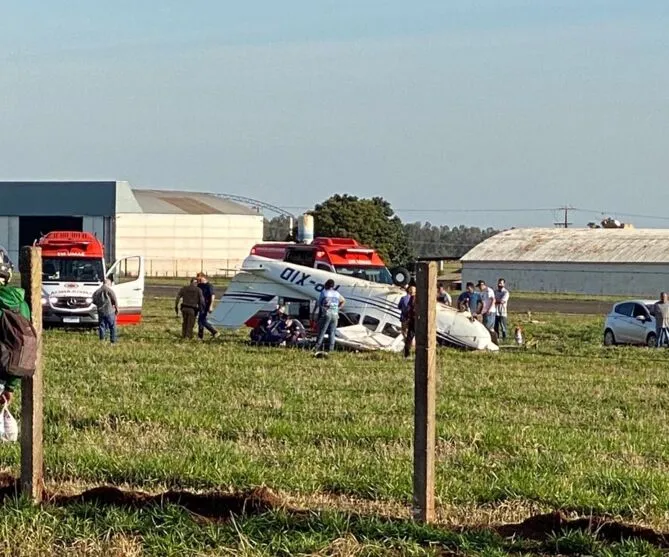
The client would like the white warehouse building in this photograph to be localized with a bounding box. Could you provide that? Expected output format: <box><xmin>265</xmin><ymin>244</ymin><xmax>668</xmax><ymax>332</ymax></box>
<box><xmin>461</xmin><ymin>228</ymin><xmax>669</xmax><ymax>297</ymax></box>
<box><xmin>0</xmin><ymin>181</ymin><xmax>263</xmax><ymax>277</ymax></box>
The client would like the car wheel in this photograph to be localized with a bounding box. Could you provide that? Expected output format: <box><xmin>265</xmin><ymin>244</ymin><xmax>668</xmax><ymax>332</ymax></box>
<box><xmin>646</xmin><ymin>332</ymin><xmax>657</xmax><ymax>348</ymax></box>
<box><xmin>603</xmin><ymin>329</ymin><xmax>616</xmax><ymax>346</ymax></box>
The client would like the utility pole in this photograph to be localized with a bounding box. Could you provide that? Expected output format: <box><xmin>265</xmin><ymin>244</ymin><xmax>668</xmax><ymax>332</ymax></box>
<box><xmin>554</xmin><ymin>206</ymin><xmax>573</xmax><ymax>228</ymax></box>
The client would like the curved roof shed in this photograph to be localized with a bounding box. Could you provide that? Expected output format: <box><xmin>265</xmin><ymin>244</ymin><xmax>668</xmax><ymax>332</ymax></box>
<box><xmin>460</xmin><ymin>228</ymin><xmax>669</xmax><ymax>296</ymax></box>
<box><xmin>131</xmin><ymin>189</ymin><xmax>259</xmax><ymax>216</ymax></box>
<box><xmin>462</xmin><ymin>228</ymin><xmax>669</xmax><ymax>264</ymax></box>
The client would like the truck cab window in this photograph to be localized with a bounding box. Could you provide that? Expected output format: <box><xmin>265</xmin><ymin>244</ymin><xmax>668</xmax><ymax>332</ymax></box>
<box><xmin>42</xmin><ymin>258</ymin><xmax>104</xmax><ymax>282</ymax></box>
<box><xmin>284</xmin><ymin>249</ymin><xmax>316</xmax><ymax>268</ymax></box>
<box><xmin>334</xmin><ymin>266</ymin><xmax>393</xmax><ymax>285</ymax></box>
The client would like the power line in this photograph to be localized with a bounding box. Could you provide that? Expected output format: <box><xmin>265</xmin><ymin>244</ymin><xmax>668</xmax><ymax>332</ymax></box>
<box><xmin>275</xmin><ymin>204</ymin><xmax>669</xmax><ymax>226</ymax></box>
<box><xmin>576</xmin><ymin>209</ymin><xmax>669</xmax><ymax>222</ymax></box>
<box><xmin>279</xmin><ymin>206</ymin><xmax>556</xmax><ymax>214</ymax></box>
<box><xmin>553</xmin><ymin>205</ymin><xmax>574</xmax><ymax>228</ymax></box>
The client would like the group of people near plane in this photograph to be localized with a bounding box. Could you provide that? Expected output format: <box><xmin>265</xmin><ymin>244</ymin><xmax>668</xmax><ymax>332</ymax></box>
<box><xmin>456</xmin><ymin>278</ymin><xmax>510</xmax><ymax>341</ymax></box>
<box><xmin>171</xmin><ymin>271</ymin><xmax>512</xmax><ymax>355</ymax></box>
<box><xmin>397</xmin><ymin>277</ymin><xmax>511</xmax><ymax>357</ymax></box>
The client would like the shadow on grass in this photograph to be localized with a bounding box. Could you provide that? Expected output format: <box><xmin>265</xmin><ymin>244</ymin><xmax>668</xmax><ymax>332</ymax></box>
<box><xmin>1</xmin><ymin>472</ymin><xmax>668</xmax><ymax>553</ymax></box>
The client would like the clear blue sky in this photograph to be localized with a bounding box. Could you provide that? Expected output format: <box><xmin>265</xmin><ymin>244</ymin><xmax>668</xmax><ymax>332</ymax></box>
<box><xmin>1</xmin><ymin>1</ymin><xmax>667</xmax><ymax>228</ymax></box>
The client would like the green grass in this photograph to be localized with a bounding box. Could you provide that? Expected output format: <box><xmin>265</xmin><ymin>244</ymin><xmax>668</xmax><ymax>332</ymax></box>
<box><xmin>2</xmin><ymin>299</ymin><xmax>669</xmax><ymax>554</ymax></box>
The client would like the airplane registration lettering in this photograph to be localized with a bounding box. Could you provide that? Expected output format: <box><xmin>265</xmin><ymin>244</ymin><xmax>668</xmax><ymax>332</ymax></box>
<box><xmin>294</xmin><ymin>272</ymin><xmax>310</xmax><ymax>286</ymax></box>
<box><xmin>280</xmin><ymin>267</ymin><xmax>313</xmax><ymax>287</ymax></box>
<box><xmin>280</xmin><ymin>266</ymin><xmax>340</xmax><ymax>293</ymax></box>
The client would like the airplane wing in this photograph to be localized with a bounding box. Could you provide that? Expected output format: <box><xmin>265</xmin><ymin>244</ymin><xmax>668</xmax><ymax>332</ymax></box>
<box><xmin>210</xmin><ymin>271</ymin><xmax>306</xmax><ymax>328</ymax></box>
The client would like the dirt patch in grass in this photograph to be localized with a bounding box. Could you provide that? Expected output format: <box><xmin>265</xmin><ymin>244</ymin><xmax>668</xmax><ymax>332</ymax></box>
<box><xmin>496</xmin><ymin>511</ymin><xmax>669</xmax><ymax>547</ymax></box>
<box><xmin>51</xmin><ymin>485</ymin><xmax>285</xmax><ymax>518</ymax></box>
<box><xmin>0</xmin><ymin>473</ymin><xmax>285</xmax><ymax>519</ymax></box>
<box><xmin>3</xmin><ymin>473</ymin><xmax>669</xmax><ymax>548</ymax></box>
<box><xmin>0</xmin><ymin>472</ymin><xmax>18</xmax><ymax>498</ymax></box>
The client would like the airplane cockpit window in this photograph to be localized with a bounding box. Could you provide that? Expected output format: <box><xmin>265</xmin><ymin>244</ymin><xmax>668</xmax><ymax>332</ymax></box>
<box><xmin>334</xmin><ymin>266</ymin><xmax>393</xmax><ymax>285</ymax></box>
<box><xmin>338</xmin><ymin>312</ymin><xmax>360</xmax><ymax>327</ymax></box>
<box><xmin>362</xmin><ymin>316</ymin><xmax>380</xmax><ymax>331</ymax></box>
<box><xmin>382</xmin><ymin>323</ymin><xmax>401</xmax><ymax>338</ymax></box>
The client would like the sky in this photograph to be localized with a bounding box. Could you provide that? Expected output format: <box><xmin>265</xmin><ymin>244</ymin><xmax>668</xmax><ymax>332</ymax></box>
<box><xmin>0</xmin><ymin>1</ymin><xmax>667</xmax><ymax>229</ymax></box>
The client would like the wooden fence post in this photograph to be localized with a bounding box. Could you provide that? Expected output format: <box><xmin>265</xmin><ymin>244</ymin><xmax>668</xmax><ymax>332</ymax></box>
<box><xmin>413</xmin><ymin>261</ymin><xmax>437</xmax><ymax>523</ymax></box>
<box><xmin>19</xmin><ymin>246</ymin><xmax>44</xmax><ymax>503</ymax></box>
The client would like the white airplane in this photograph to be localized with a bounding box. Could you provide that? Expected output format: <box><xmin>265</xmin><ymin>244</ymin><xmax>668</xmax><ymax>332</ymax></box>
<box><xmin>210</xmin><ymin>255</ymin><xmax>499</xmax><ymax>352</ymax></box>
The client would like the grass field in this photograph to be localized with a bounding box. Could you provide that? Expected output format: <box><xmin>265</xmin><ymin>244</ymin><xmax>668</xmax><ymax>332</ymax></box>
<box><xmin>2</xmin><ymin>298</ymin><xmax>669</xmax><ymax>555</ymax></box>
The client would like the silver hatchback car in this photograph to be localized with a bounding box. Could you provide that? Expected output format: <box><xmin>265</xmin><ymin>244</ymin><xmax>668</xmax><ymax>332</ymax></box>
<box><xmin>603</xmin><ymin>299</ymin><xmax>658</xmax><ymax>347</ymax></box>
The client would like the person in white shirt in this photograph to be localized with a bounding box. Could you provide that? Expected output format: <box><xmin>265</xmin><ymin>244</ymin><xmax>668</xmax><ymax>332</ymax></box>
<box><xmin>476</xmin><ymin>280</ymin><xmax>496</xmax><ymax>331</ymax></box>
<box><xmin>314</xmin><ymin>279</ymin><xmax>345</xmax><ymax>352</ymax></box>
<box><xmin>494</xmin><ymin>278</ymin><xmax>510</xmax><ymax>341</ymax></box>
<box><xmin>437</xmin><ymin>284</ymin><xmax>452</xmax><ymax>306</ymax></box>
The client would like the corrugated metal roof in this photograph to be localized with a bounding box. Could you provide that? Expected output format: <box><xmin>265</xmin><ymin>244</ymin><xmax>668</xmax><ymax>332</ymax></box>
<box><xmin>461</xmin><ymin>228</ymin><xmax>669</xmax><ymax>264</ymax></box>
<box><xmin>131</xmin><ymin>189</ymin><xmax>259</xmax><ymax>215</ymax></box>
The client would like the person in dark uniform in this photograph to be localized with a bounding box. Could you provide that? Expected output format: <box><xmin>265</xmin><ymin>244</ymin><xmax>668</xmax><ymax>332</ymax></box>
<box><xmin>403</xmin><ymin>287</ymin><xmax>417</xmax><ymax>359</ymax></box>
<box><xmin>175</xmin><ymin>278</ymin><xmax>205</xmax><ymax>339</ymax></box>
<box><xmin>196</xmin><ymin>273</ymin><xmax>218</xmax><ymax>339</ymax></box>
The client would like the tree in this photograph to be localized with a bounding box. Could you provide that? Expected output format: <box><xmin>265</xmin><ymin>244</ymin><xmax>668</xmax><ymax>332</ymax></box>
<box><xmin>311</xmin><ymin>194</ymin><xmax>413</xmax><ymax>266</ymax></box>
<box><xmin>263</xmin><ymin>216</ymin><xmax>293</xmax><ymax>241</ymax></box>
<box><xmin>404</xmin><ymin>222</ymin><xmax>498</xmax><ymax>258</ymax></box>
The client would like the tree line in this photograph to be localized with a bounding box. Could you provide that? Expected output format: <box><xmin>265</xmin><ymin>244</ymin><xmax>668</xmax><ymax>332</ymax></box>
<box><xmin>263</xmin><ymin>194</ymin><xmax>498</xmax><ymax>266</ymax></box>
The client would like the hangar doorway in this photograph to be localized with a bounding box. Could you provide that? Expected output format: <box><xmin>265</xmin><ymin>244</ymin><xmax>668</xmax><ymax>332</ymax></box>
<box><xmin>19</xmin><ymin>216</ymin><xmax>83</xmax><ymax>248</ymax></box>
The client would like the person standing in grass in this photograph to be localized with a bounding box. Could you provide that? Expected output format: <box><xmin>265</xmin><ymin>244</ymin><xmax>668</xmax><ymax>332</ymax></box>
<box><xmin>477</xmin><ymin>280</ymin><xmax>496</xmax><ymax>330</ymax></box>
<box><xmin>654</xmin><ymin>292</ymin><xmax>669</xmax><ymax>347</ymax></box>
<box><xmin>196</xmin><ymin>273</ymin><xmax>218</xmax><ymax>340</ymax></box>
<box><xmin>314</xmin><ymin>279</ymin><xmax>345</xmax><ymax>352</ymax></box>
<box><xmin>403</xmin><ymin>287</ymin><xmax>417</xmax><ymax>358</ymax></box>
<box><xmin>398</xmin><ymin>285</ymin><xmax>416</xmax><ymax>339</ymax></box>
<box><xmin>457</xmin><ymin>282</ymin><xmax>476</xmax><ymax>313</ymax></box>
<box><xmin>92</xmin><ymin>278</ymin><xmax>119</xmax><ymax>343</ymax></box>
<box><xmin>494</xmin><ymin>278</ymin><xmax>510</xmax><ymax>341</ymax></box>
<box><xmin>0</xmin><ymin>248</ymin><xmax>30</xmax><ymax>407</ymax></box>
<box><xmin>175</xmin><ymin>278</ymin><xmax>205</xmax><ymax>339</ymax></box>
<box><xmin>654</xmin><ymin>292</ymin><xmax>664</xmax><ymax>344</ymax></box>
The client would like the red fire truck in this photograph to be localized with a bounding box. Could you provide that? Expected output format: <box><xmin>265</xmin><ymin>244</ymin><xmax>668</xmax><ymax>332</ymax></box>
<box><xmin>37</xmin><ymin>231</ymin><xmax>145</xmax><ymax>326</ymax></box>
<box><xmin>250</xmin><ymin>237</ymin><xmax>409</xmax><ymax>286</ymax></box>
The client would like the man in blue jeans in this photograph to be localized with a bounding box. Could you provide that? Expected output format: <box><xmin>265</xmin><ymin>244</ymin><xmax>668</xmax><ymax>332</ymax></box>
<box><xmin>196</xmin><ymin>273</ymin><xmax>218</xmax><ymax>339</ymax></box>
<box><xmin>92</xmin><ymin>279</ymin><xmax>119</xmax><ymax>343</ymax></box>
<box><xmin>398</xmin><ymin>285</ymin><xmax>416</xmax><ymax>340</ymax></box>
<box><xmin>314</xmin><ymin>279</ymin><xmax>345</xmax><ymax>352</ymax></box>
